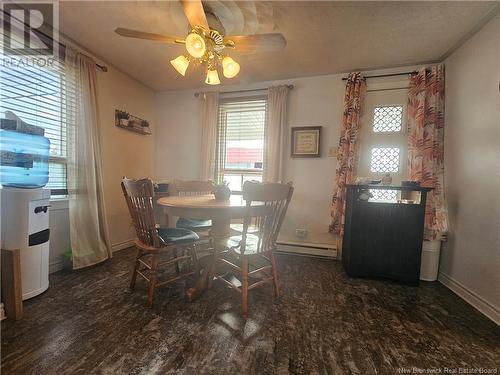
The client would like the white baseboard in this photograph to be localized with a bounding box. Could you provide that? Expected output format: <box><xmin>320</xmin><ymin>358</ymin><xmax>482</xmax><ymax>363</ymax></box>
<box><xmin>49</xmin><ymin>259</ymin><xmax>64</xmax><ymax>274</ymax></box>
<box><xmin>111</xmin><ymin>239</ymin><xmax>135</xmax><ymax>253</ymax></box>
<box><xmin>277</xmin><ymin>241</ymin><xmax>338</xmax><ymax>258</ymax></box>
<box><xmin>49</xmin><ymin>239</ymin><xmax>134</xmax><ymax>274</ymax></box>
<box><xmin>438</xmin><ymin>272</ymin><xmax>499</xmax><ymax>326</ymax></box>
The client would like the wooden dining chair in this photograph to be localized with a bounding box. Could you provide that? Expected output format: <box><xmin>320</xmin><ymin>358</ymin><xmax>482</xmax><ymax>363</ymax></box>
<box><xmin>121</xmin><ymin>178</ymin><xmax>200</xmax><ymax>307</ymax></box>
<box><xmin>216</xmin><ymin>181</ymin><xmax>294</xmax><ymax>317</ymax></box>
<box><xmin>171</xmin><ymin>180</ymin><xmax>215</xmax><ymax>233</ymax></box>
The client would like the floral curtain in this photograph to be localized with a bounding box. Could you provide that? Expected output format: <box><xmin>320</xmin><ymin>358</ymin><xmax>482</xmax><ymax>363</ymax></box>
<box><xmin>329</xmin><ymin>73</ymin><xmax>366</xmax><ymax>235</ymax></box>
<box><xmin>407</xmin><ymin>65</ymin><xmax>447</xmax><ymax>240</ymax></box>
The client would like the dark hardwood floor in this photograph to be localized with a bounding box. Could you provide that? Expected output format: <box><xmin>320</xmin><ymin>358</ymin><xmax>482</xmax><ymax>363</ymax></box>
<box><xmin>2</xmin><ymin>248</ymin><xmax>499</xmax><ymax>374</ymax></box>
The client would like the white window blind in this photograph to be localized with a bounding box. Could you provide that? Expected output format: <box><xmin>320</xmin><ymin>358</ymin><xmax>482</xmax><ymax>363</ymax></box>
<box><xmin>217</xmin><ymin>97</ymin><xmax>267</xmax><ymax>191</ymax></box>
<box><xmin>0</xmin><ymin>38</ymin><xmax>68</xmax><ymax>195</ymax></box>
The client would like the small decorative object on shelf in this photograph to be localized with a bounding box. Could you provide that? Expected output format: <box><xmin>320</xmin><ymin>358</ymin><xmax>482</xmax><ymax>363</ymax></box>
<box><xmin>354</xmin><ymin>176</ymin><xmax>371</xmax><ymax>185</ymax></box>
<box><xmin>214</xmin><ymin>181</ymin><xmax>231</xmax><ymax>201</ymax></box>
<box><xmin>115</xmin><ymin>109</ymin><xmax>151</xmax><ymax>135</ymax></box>
<box><xmin>358</xmin><ymin>188</ymin><xmax>373</xmax><ymax>201</ymax></box>
<box><xmin>381</xmin><ymin>173</ymin><xmax>392</xmax><ymax>185</ymax></box>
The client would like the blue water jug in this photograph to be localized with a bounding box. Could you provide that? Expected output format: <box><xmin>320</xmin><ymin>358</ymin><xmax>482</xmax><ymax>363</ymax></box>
<box><xmin>0</xmin><ymin>130</ymin><xmax>50</xmax><ymax>188</ymax></box>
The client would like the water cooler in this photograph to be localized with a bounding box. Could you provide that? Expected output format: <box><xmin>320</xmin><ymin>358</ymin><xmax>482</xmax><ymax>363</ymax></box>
<box><xmin>1</xmin><ymin>127</ymin><xmax>51</xmax><ymax>300</ymax></box>
<box><xmin>1</xmin><ymin>188</ymin><xmax>51</xmax><ymax>299</ymax></box>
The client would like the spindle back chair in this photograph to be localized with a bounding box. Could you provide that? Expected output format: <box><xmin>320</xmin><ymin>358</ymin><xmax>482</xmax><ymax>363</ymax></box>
<box><xmin>216</xmin><ymin>181</ymin><xmax>294</xmax><ymax>317</ymax></box>
<box><xmin>171</xmin><ymin>180</ymin><xmax>215</xmax><ymax>196</ymax></box>
<box><xmin>121</xmin><ymin>177</ymin><xmax>198</xmax><ymax>306</ymax></box>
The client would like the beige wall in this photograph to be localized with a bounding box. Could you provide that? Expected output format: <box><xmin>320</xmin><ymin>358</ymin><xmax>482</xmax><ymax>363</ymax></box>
<box><xmin>97</xmin><ymin>67</ymin><xmax>156</xmax><ymax>249</ymax></box>
<box><xmin>441</xmin><ymin>13</ymin><xmax>500</xmax><ymax>323</ymax></box>
<box><xmin>154</xmin><ymin>66</ymin><xmax>422</xmax><ymax>246</ymax></box>
<box><xmin>50</xmin><ymin>65</ymin><xmax>156</xmax><ymax>271</ymax></box>
<box><xmin>155</xmin><ymin>75</ymin><xmax>344</xmax><ymax>246</ymax></box>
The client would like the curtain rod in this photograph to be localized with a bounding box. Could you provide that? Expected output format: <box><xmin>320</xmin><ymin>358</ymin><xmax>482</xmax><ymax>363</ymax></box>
<box><xmin>194</xmin><ymin>84</ymin><xmax>294</xmax><ymax>97</ymax></box>
<box><xmin>95</xmin><ymin>64</ymin><xmax>108</xmax><ymax>72</ymax></box>
<box><xmin>57</xmin><ymin>40</ymin><xmax>108</xmax><ymax>72</ymax></box>
<box><xmin>341</xmin><ymin>71</ymin><xmax>418</xmax><ymax>81</ymax></box>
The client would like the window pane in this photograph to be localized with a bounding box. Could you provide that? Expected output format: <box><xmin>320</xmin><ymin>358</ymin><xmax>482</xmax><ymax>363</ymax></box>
<box><xmin>370</xmin><ymin>147</ymin><xmax>400</xmax><ymax>173</ymax></box>
<box><xmin>373</xmin><ymin>105</ymin><xmax>403</xmax><ymax>132</ymax></box>
<box><xmin>223</xmin><ymin>174</ymin><xmax>242</xmax><ymax>192</ymax></box>
<box><xmin>218</xmin><ymin>99</ymin><xmax>266</xmax><ymax>172</ymax></box>
<box><xmin>46</xmin><ymin>161</ymin><xmax>67</xmax><ymax>191</ymax></box>
<box><xmin>223</xmin><ymin>172</ymin><xmax>262</xmax><ymax>192</ymax></box>
<box><xmin>0</xmin><ymin>38</ymin><xmax>67</xmax><ymax>192</ymax></box>
<box><xmin>225</xmin><ymin>108</ymin><xmax>265</xmax><ymax>170</ymax></box>
<box><xmin>369</xmin><ymin>189</ymin><xmax>398</xmax><ymax>202</ymax></box>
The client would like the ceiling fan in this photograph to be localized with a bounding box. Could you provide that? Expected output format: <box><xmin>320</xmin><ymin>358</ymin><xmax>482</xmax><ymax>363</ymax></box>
<box><xmin>115</xmin><ymin>0</ymin><xmax>286</xmax><ymax>85</ymax></box>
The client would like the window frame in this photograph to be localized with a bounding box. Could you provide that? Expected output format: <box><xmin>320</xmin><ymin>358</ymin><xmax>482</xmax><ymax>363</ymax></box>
<box><xmin>358</xmin><ymin>85</ymin><xmax>409</xmax><ymax>203</ymax></box>
<box><xmin>216</xmin><ymin>95</ymin><xmax>268</xmax><ymax>193</ymax></box>
<box><xmin>359</xmin><ymin>101</ymin><xmax>408</xmax><ymax>182</ymax></box>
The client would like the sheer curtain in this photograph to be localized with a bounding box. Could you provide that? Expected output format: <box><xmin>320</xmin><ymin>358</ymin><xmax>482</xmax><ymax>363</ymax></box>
<box><xmin>264</xmin><ymin>85</ymin><xmax>289</xmax><ymax>182</ymax></box>
<box><xmin>66</xmin><ymin>47</ymin><xmax>111</xmax><ymax>269</ymax></box>
<box><xmin>199</xmin><ymin>92</ymin><xmax>219</xmax><ymax>181</ymax></box>
<box><xmin>329</xmin><ymin>73</ymin><xmax>366</xmax><ymax>235</ymax></box>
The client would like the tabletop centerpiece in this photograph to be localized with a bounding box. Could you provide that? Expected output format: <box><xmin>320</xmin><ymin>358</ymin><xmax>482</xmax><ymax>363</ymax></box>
<box><xmin>214</xmin><ymin>181</ymin><xmax>231</xmax><ymax>201</ymax></box>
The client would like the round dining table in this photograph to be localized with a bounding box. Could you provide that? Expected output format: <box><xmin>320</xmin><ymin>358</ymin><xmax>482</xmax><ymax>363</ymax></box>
<box><xmin>157</xmin><ymin>194</ymin><xmax>264</xmax><ymax>301</ymax></box>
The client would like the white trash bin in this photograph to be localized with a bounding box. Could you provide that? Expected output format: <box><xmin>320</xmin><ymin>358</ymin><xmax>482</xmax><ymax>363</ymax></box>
<box><xmin>420</xmin><ymin>239</ymin><xmax>442</xmax><ymax>281</ymax></box>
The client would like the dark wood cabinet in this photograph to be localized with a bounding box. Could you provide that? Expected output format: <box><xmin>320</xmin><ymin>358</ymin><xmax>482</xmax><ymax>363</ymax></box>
<box><xmin>342</xmin><ymin>184</ymin><xmax>432</xmax><ymax>285</ymax></box>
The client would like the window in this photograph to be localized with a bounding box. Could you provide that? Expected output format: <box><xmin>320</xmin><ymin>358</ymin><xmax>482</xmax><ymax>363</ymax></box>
<box><xmin>359</xmin><ymin>88</ymin><xmax>408</xmax><ymax>202</ymax></box>
<box><xmin>216</xmin><ymin>98</ymin><xmax>267</xmax><ymax>192</ymax></box>
<box><xmin>370</xmin><ymin>147</ymin><xmax>400</xmax><ymax>173</ymax></box>
<box><xmin>370</xmin><ymin>189</ymin><xmax>398</xmax><ymax>202</ymax></box>
<box><xmin>373</xmin><ymin>105</ymin><xmax>403</xmax><ymax>132</ymax></box>
<box><xmin>0</xmin><ymin>38</ymin><xmax>68</xmax><ymax>196</ymax></box>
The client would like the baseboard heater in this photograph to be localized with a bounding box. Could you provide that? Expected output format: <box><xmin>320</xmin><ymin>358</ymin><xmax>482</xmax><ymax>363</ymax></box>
<box><xmin>276</xmin><ymin>240</ymin><xmax>338</xmax><ymax>258</ymax></box>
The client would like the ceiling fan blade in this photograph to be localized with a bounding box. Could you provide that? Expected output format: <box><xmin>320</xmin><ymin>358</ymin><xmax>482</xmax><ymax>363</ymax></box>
<box><xmin>115</xmin><ymin>28</ymin><xmax>181</xmax><ymax>44</ymax></box>
<box><xmin>225</xmin><ymin>33</ymin><xmax>286</xmax><ymax>53</ymax></box>
<box><xmin>180</xmin><ymin>0</ymin><xmax>210</xmax><ymax>30</ymax></box>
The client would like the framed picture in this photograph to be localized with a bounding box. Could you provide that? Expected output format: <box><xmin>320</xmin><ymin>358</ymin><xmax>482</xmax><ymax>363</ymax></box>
<box><xmin>291</xmin><ymin>126</ymin><xmax>321</xmax><ymax>157</ymax></box>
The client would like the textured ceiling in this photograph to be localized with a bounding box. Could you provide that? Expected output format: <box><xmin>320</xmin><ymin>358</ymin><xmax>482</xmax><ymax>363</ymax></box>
<box><xmin>59</xmin><ymin>1</ymin><xmax>498</xmax><ymax>91</ymax></box>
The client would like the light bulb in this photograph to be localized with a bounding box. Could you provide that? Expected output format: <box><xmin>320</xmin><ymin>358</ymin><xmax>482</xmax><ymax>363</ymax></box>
<box><xmin>185</xmin><ymin>32</ymin><xmax>206</xmax><ymax>58</ymax></box>
<box><xmin>222</xmin><ymin>56</ymin><xmax>240</xmax><ymax>78</ymax></box>
<box><xmin>205</xmin><ymin>69</ymin><xmax>220</xmax><ymax>85</ymax></box>
<box><xmin>170</xmin><ymin>55</ymin><xmax>189</xmax><ymax>76</ymax></box>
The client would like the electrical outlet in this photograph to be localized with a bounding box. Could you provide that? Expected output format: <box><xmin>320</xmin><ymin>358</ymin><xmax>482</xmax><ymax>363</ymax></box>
<box><xmin>328</xmin><ymin>147</ymin><xmax>338</xmax><ymax>157</ymax></box>
<box><xmin>295</xmin><ymin>228</ymin><xmax>308</xmax><ymax>238</ymax></box>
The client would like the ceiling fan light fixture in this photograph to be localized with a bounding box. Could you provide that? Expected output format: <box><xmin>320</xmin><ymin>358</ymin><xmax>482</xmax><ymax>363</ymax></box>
<box><xmin>170</xmin><ymin>55</ymin><xmax>190</xmax><ymax>76</ymax></box>
<box><xmin>185</xmin><ymin>32</ymin><xmax>206</xmax><ymax>58</ymax></box>
<box><xmin>205</xmin><ymin>69</ymin><xmax>220</xmax><ymax>85</ymax></box>
<box><xmin>115</xmin><ymin>1</ymin><xmax>288</xmax><ymax>87</ymax></box>
<box><xmin>222</xmin><ymin>56</ymin><xmax>240</xmax><ymax>78</ymax></box>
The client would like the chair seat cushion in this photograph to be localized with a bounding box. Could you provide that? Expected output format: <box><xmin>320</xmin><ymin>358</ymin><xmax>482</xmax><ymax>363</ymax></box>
<box><xmin>176</xmin><ymin>217</ymin><xmax>212</xmax><ymax>230</ymax></box>
<box><xmin>226</xmin><ymin>234</ymin><xmax>263</xmax><ymax>255</ymax></box>
<box><xmin>158</xmin><ymin>227</ymin><xmax>199</xmax><ymax>245</ymax></box>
